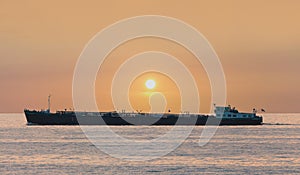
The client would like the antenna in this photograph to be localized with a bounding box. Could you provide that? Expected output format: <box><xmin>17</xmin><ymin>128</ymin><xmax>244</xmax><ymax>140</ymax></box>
<box><xmin>48</xmin><ymin>94</ymin><xmax>51</xmax><ymax>113</ymax></box>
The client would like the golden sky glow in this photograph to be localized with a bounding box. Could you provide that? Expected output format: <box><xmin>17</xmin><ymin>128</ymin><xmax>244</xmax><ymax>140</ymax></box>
<box><xmin>0</xmin><ymin>0</ymin><xmax>300</xmax><ymax>113</ymax></box>
<box><xmin>128</xmin><ymin>72</ymin><xmax>181</xmax><ymax>113</ymax></box>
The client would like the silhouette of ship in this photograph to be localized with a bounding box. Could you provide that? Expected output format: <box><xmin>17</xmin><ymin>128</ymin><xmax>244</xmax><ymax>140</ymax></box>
<box><xmin>24</xmin><ymin>96</ymin><xmax>263</xmax><ymax>125</ymax></box>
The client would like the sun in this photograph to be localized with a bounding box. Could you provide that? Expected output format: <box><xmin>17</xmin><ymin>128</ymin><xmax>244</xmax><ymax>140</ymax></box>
<box><xmin>145</xmin><ymin>79</ymin><xmax>156</xmax><ymax>89</ymax></box>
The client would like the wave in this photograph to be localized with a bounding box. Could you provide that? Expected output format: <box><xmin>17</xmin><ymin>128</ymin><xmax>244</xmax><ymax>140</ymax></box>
<box><xmin>262</xmin><ymin>123</ymin><xmax>299</xmax><ymax>126</ymax></box>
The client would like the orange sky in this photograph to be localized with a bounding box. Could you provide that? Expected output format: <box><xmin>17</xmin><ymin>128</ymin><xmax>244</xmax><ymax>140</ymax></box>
<box><xmin>0</xmin><ymin>0</ymin><xmax>299</xmax><ymax>113</ymax></box>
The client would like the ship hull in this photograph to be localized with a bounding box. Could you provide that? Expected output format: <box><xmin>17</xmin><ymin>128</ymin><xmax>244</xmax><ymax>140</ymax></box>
<box><xmin>24</xmin><ymin>110</ymin><xmax>263</xmax><ymax>125</ymax></box>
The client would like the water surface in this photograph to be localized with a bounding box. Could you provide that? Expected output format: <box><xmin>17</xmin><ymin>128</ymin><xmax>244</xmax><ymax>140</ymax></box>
<box><xmin>0</xmin><ymin>114</ymin><xmax>299</xmax><ymax>174</ymax></box>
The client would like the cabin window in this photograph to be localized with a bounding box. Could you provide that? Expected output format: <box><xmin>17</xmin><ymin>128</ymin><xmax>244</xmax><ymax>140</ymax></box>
<box><xmin>233</xmin><ymin>115</ymin><xmax>237</xmax><ymax>117</ymax></box>
<box><xmin>227</xmin><ymin>114</ymin><xmax>231</xmax><ymax>117</ymax></box>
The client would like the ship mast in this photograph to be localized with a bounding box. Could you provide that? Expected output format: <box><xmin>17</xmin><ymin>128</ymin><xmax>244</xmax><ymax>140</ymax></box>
<box><xmin>48</xmin><ymin>94</ymin><xmax>51</xmax><ymax>113</ymax></box>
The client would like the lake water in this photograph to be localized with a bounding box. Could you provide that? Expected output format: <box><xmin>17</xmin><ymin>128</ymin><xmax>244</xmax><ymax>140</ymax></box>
<box><xmin>0</xmin><ymin>113</ymin><xmax>299</xmax><ymax>174</ymax></box>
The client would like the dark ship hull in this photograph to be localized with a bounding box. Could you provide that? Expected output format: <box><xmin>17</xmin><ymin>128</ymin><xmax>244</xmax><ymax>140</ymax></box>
<box><xmin>24</xmin><ymin>110</ymin><xmax>263</xmax><ymax>125</ymax></box>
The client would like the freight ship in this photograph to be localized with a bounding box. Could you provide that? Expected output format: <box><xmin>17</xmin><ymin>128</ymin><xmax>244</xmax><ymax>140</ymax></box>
<box><xmin>24</xmin><ymin>96</ymin><xmax>263</xmax><ymax>125</ymax></box>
